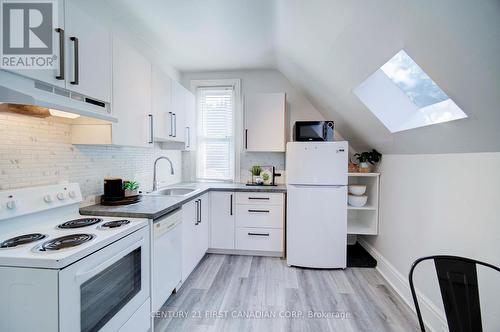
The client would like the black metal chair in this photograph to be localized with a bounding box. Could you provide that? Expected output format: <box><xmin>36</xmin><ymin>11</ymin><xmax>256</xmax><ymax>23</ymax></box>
<box><xmin>409</xmin><ymin>255</ymin><xmax>500</xmax><ymax>332</ymax></box>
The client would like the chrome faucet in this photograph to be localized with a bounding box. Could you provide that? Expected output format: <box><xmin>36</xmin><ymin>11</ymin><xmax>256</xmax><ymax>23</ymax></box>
<box><xmin>153</xmin><ymin>156</ymin><xmax>174</xmax><ymax>192</ymax></box>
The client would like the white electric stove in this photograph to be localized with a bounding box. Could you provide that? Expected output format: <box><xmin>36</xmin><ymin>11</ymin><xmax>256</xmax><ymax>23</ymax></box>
<box><xmin>0</xmin><ymin>183</ymin><xmax>151</xmax><ymax>332</ymax></box>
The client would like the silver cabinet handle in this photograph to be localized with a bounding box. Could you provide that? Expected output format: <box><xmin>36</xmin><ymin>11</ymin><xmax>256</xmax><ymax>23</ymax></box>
<box><xmin>230</xmin><ymin>194</ymin><xmax>233</xmax><ymax>216</ymax></box>
<box><xmin>186</xmin><ymin>127</ymin><xmax>190</xmax><ymax>148</ymax></box>
<box><xmin>198</xmin><ymin>198</ymin><xmax>202</xmax><ymax>223</ymax></box>
<box><xmin>195</xmin><ymin>200</ymin><xmax>199</xmax><ymax>225</ymax></box>
<box><xmin>248</xmin><ymin>197</ymin><xmax>270</xmax><ymax>200</ymax></box>
<box><xmin>173</xmin><ymin>113</ymin><xmax>177</xmax><ymax>137</ymax></box>
<box><xmin>248</xmin><ymin>209</ymin><xmax>270</xmax><ymax>213</ymax></box>
<box><xmin>248</xmin><ymin>232</ymin><xmax>270</xmax><ymax>237</ymax></box>
<box><xmin>55</xmin><ymin>28</ymin><xmax>65</xmax><ymax>80</ymax></box>
<box><xmin>69</xmin><ymin>36</ymin><xmax>79</xmax><ymax>85</ymax></box>
<box><xmin>168</xmin><ymin>112</ymin><xmax>173</xmax><ymax>137</ymax></box>
<box><xmin>148</xmin><ymin>114</ymin><xmax>153</xmax><ymax>143</ymax></box>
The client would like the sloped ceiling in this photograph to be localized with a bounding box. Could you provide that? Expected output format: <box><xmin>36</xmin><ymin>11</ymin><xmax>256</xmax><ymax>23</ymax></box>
<box><xmin>99</xmin><ymin>0</ymin><xmax>500</xmax><ymax>154</ymax></box>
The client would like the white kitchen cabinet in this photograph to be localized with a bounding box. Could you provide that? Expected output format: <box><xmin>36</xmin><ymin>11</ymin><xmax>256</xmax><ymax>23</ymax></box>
<box><xmin>208</xmin><ymin>191</ymin><xmax>285</xmax><ymax>257</ymax></box>
<box><xmin>170</xmin><ymin>81</ymin><xmax>186</xmax><ymax>143</ymax></box>
<box><xmin>181</xmin><ymin>194</ymin><xmax>209</xmax><ymax>281</ymax></box>
<box><xmin>196</xmin><ymin>194</ymin><xmax>210</xmax><ymax>262</ymax></box>
<box><xmin>182</xmin><ymin>199</ymin><xmax>198</xmax><ymax>280</ymax></box>
<box><xmin>209</xmin><ymin>192</ymin><xmax>235</xmax><ymax>250</ymax></box>
<box><xmin>347</xmin><ymin>173</ymin><xmax>380</xmax><ymax>235</ymax></box>
<box><xmin>235</xmin><ymin>228</ymin><xmax>283</xmax><ymax>252</ymax></box>
<box><xmin>5</xmin><ymin>0</ymin><xmax>65</xmax><ymax>88</ymax></box>
<box><xmin>234</xmin><ymin>192</ymin><xmax>284</xmax><ymax>255</ymax></box>
<box><xmin>111</xmin><ymin>37</ymin><xmax>152</xmax><ymax>147</ymax></box>
<box><xmin>70</xmin><ymin>38</ymin><xmax>152</xmax><ymax>146</ymax></box>
<box><xmin>244</xmin><ymin>93</ymin><xmax>286</xmax><ymax>152</ymax></box>
<box><xmin>151</xmin><ymin>67</ymin><xmax>173</xmax><ymax>141</ymax></box>
<box><xmin>184</xmin><ymin>91</ymin><xmax>197</xmax><ymax>151</ymax></box>
<box><xmin>64</xmin><ymin>0</ymin><xmax>112</xmax><ymax>102</ymax></box>
<box><xmin>7</xmin><ymin>0</ymin><xmax>112</xmax><ymax>104</ymax></box>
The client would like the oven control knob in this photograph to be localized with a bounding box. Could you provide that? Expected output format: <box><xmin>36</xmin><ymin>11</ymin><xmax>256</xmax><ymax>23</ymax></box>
<box><xmin>44</xmin><ymin>194</ymin><xmax>53</xmax><ymax>203</ymax></box>
<box><xmin>68</xmin><ymin>190</ymin><xmax>77</xmax><ymax>198</ymax></box>
<box><xmin>57</xmin><ymin>192</ymin><xmax>66</xmax><ymax>201</ymax></box>
<box><xmin>6</xmin><ymin>200</ymin><xmax>16</xmax><ymax>209</ymax></box>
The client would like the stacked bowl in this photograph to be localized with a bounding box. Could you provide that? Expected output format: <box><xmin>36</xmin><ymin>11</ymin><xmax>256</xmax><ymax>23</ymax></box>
<box><xmin>348</xmin><ymin>185</ymin><xmax>368</xmax><ymax>207</ymax></box>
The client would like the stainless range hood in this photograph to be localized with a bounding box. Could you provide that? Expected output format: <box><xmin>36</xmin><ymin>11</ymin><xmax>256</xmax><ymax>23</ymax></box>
<box><xmin>0</xmin><ymin>70</ymin><xmax>117</xmax><ymax>122</ymax></box>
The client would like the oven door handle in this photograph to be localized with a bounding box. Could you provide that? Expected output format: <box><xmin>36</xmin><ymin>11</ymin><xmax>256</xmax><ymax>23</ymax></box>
<box><xmin>74</xmin><ymin>238</ymin><xmax>144</xmax><ymax>283</ymax></box>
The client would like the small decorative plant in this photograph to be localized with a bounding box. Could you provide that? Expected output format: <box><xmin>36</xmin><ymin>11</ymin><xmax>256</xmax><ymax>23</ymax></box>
<box><xmin>353</xmin><ymin>149</ymin><xmax>382</xmax><ymax>172</ymax></box>
<box><xmin>250</xmin><ymin>166</ymin><xmax>262</xmax><ymax>177</ymax></box>
<box><xmin>250</xmin><ymin>165</ymin><xmax>262</xmax><ymax>184</ymax></box>
<box><xmin>123</xmin><ymin>181</ymin><xmax>139</xmax><ymax>196</ymax></box>
<box><xmin>261</xmin><ymin>172</ymin><xmax>270</xmax><ymax>182</ymax></box>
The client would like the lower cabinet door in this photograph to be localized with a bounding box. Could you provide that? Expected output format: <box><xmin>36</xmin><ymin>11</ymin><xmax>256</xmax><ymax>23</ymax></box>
<box><xmin>235</xmin><ymin>227</ymin><xmax>283</xmax><ymax>252</ymax></box>
<box><xmin>196</xmin><ymin>194</ymin><xmax>210</xmax><ymax>260</ymax></box>
<box><xmin>181</xmin><ymin>200</ymin><xmax>198</xmax><ymax>280</ymax></box>
<box><xmin>209</xmin><ymin>192</ymin><xmax>235</xmax><ymax>249</ymax></box>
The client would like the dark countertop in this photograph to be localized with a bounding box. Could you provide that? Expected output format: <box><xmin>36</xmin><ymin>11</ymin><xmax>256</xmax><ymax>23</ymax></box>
<box><xmin>79</xmin><ymin>182</ymin><xmax>286</xmax><ymax>220</ymax></box>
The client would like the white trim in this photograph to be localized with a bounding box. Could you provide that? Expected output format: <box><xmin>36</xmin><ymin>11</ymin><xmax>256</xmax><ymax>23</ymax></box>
<box><xmin>189</xmin><ymin>79</ymin><xmax>242</xmax><ymax>182</ymax></box>
<box><xmin>358</xmin><ymin>238</ymin><xmax>448</xmax><ymax>332</ymax></box>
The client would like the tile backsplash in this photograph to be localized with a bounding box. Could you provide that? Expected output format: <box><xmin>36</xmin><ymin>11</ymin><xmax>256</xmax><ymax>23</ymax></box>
<box><xmin>182</xmin><ymin>150</ymin><xmax>286</xmax><ymax>184</ymax></box>
<box><xmin>0</xmin><ymin>113</ymin><xmax>181</xmax><ymax>203</ymax></box>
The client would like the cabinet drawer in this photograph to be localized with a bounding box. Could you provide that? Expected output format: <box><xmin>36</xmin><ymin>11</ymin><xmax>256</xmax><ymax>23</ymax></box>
<box><xmin>235</xmin><ymin>205</ymin><xmax>283</xmax><ymax>229</ymax></box>
<box><xmin>235</xmin><ymin>227</ymin><xmax>283</xmax><ymax>252</ymax></box>
<box><xmin>235</xmin><ymin>192</ymin><xmax>283</xmax><ymax>206</ymax></box>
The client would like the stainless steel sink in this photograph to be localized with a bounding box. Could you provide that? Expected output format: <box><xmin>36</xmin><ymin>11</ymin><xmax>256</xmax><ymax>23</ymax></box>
<box><xmin>149</xmin><ymin>187</ymin><xmax>198</xmax><ymax>196</ymax></box>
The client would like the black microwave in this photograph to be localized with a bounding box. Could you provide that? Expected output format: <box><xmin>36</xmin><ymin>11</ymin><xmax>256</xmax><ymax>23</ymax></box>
<box><xmin>294</xmin><ymin>121</ymin><xmax>334</xmax><ymax>141</ymax></box>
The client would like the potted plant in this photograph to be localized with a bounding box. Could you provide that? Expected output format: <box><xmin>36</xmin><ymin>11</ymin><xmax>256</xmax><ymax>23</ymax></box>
<box><xmin>353</xmin><ymin>149</ymin><xmax>382</xmax><ymax>173</ymax></box>
<box><xmin>123</xmin><ymin>181</ymin><xmax>139</xmax><ymax>197</ymax></box>
<box><xmin>250</xmin><ymin>165</ymin><xmax>262</xmax><ymax>184</ymax></box>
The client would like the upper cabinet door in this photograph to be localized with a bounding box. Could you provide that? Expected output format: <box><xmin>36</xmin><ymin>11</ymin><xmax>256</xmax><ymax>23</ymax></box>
<box><xmin>245</xmin><ymin>93</ymin><xmax>286</xmax><ymax>152</ymax></box>
<box><xmin>170</xmin><ymin>81</ymin><xmax>186</xmax><ymax>143</ymax></box>
<box><xmin>184</xmin><ymin>90</ymin><xmax>197</xmax><ymax>151</ymax></box>
<box><xmin>65</xmin><ymin>1</ymin><xmax>112</xmax><ymax>102</ymax></box>
<box><xmin>151</xmin><ymin>67</ymin><xmax>173</xmax><ymax>140</ymax></box>
<box><xmin>5</xmin><ymin>0</ymin><xmax>65</xmax><ymax>87</ymax></box>
<box><xmin>111</xmin><ymin>38</ymin><xmax>152</xmax><ymax>148</ymax></box>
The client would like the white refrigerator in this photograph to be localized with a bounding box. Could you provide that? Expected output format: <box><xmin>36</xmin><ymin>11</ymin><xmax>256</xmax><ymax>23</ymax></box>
<box><xmin>286</xmin><ymin>141</ymin><xmax>348</xmax><ymax>268</ymax></box>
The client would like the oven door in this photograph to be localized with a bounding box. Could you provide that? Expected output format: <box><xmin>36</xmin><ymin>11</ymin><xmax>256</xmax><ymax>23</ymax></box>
<box><xmin>295</xmin><ymin>121</ymin><xmax>326</xmax><ymax>141</ymax></box>
<box><xmin>59</xmin><ymin>226</ymin><xmax>150</xmax><ymax>332</ymax></box>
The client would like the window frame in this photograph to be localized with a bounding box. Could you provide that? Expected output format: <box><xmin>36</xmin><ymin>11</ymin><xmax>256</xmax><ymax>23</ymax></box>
<box><xmin>352</xmin><ymin>49</ymin><xmax>467</xmax><ymax>133</ymax></box>
<box><xmin>190</xmin><ymin>79</ymin><xmax>242</xmax><ymax>182</ymax></box>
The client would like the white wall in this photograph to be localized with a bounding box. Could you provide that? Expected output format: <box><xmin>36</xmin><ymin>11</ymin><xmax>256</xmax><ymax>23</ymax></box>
<box><xmin>0</xmin><ymin>113</ymin><xmax>181</xmax><ymax>203</ymax></box>
<box><xmin>361</xmin><ymin>153</ymin><xmax>500</xmax><ymax>331</ymax></box>
<box><xmin>181</xmin><ymin>69</ymin><xmax>335</xmax><ymax>182</ymax></box>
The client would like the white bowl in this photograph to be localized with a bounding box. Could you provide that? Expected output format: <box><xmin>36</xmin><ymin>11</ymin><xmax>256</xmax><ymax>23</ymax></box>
<box><xmin>348</xmin><ymin>184</ymin><xmax>367</xmax><ymax>196</ymax></box>
<box><xmin>348</xmin><ymin>194</ymin><xmax>368</xmax><ymax>207</ymax></box>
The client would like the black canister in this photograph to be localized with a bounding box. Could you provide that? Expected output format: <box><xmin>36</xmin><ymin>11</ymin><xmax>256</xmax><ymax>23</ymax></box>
<box><xmin>103</xmin><ymin>178</ymin><xmax>124</xmax><ymax>199</ymax></box>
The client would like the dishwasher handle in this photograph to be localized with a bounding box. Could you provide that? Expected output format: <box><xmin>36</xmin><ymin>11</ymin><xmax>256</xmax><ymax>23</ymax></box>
<box><xmin>154</xmin><ymin>218</ymin><xmax>181</xmax><ymax>237</ymax></box>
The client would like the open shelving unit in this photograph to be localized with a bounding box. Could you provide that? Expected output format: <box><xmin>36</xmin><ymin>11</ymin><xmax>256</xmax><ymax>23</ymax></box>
<box><xmin>347</xmin><ymin>172</ymin><xmax>380</xmax><ymax>235</ymax></box>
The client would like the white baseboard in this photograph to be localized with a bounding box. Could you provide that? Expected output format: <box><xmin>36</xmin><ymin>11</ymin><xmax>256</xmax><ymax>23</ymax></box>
<box><xmin>358</xmin><ymin>239</ymin><xmax>448</xmax><ymax>332</ymax></box>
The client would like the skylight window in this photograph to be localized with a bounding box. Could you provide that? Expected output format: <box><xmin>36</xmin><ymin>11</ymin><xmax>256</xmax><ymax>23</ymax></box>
<box><xmin>353</xmin><ymin>50</ymin><xmax>467</xmax><ymax>133</ymax></box>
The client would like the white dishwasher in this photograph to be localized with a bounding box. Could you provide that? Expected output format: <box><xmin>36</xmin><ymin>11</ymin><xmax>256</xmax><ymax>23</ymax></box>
<box><xmin>152</xmin><ymin>207</ymin><xmax>182</xmax><ymax>312</ymax></box>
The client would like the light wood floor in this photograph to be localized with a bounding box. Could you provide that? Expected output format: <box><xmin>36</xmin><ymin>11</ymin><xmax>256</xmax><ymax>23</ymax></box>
<box><xmin>154</xmin><ymin>254</ymin><xmax>420</xmax><ymax>332</ymax></box>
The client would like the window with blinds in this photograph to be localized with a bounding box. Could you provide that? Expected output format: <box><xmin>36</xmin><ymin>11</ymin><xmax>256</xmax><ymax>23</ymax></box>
<box><xmin>196</xmin><ymin>86</ymin><xmax>235</xmax><ymax>181</ymax></box>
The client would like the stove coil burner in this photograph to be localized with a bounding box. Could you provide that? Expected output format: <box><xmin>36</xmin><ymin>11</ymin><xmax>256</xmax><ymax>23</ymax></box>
<box><xmin>0</xmin><ymin>233</ymin><xmax>47</xmax><ymax>248</ymax></box>
<box><xmin>101</xmin><ymin>219</ymin><xmax>131</xmax><ymax>229</ymax></box>
<box><xmin>58</xmin><ymin>218</ymin><xmax>103</xmax><ymax>229</ymax></box>
<box><xmin>38</xmin><ymin>234</ymin><xmax>95</xmax><ymax>251</ymax></box>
